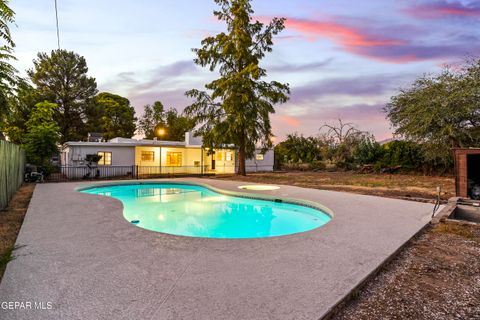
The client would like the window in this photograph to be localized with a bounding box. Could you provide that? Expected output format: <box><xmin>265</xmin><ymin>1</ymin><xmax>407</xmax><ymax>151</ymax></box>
<box><xmin>255</xmin><ymin>154</ymin><xmax>264</xmax><ymax>161</ymax></box>
<box><xmin>141</xmin><ymin>151</ymin><xmax>155</xmax><ymax>162</ymax></box>
<box><xmin>216</xmin><ymin>152</ymin><xmax>223</xmax><ymax>161</ymax></box>
<box><xmin>166</xmin><ymin>152</ymin><xmax>182</xmax><ymax>166</ymax></box>
<box><xmin>97</xmin><ymin>151</ymin><xmax>112</xmax><ymax>165</ymax></box>
<box><xmin>225</xmin><ymin>152</ymin><xmax>233</xmax><ymax>162</ymax></box>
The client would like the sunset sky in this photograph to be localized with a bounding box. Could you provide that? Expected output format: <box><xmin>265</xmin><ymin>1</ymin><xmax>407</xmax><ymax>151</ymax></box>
<box><xmin>10</xmin><ymin>0</ymin><xmax>480</xmax><ymax>141</ymax></box>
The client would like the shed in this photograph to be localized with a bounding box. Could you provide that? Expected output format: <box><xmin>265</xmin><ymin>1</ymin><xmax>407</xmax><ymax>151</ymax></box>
<box><xmin>453</xmin><ymin>148</ymin><xmax>480</xmax><ymax>199</ymax></box>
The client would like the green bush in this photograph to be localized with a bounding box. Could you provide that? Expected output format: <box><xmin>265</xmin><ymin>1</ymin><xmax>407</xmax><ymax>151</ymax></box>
<box><xmin>379</xmin><ymin>140</ymin><xmax>421</xmax><ymax>170</ymax></box>
<box><xmin>353</xmin><ymin>137</ymin><xmax>383</xmax><ymax>165</ymax></box>
<box><xmin>373</xmin><ymin>162</ymin><xmax>383</xmax><ymax>173</ymax></box>
<box><xmin>275</xmin><ymin>130</ymin><xmax>453</xmax><ymax>175</ymax></box>
<box><xmin>310</xmin><ymin>160</ymin><xmax>326</xmax><ymax>170</ymax></box>
<box><xmin>274</xmin><ymin>133</ymin><xmax>323</xmax><ymax>164</ymax></box>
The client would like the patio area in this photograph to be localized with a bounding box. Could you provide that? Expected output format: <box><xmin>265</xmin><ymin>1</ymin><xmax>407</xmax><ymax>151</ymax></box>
<box><xmin>0</xmin><ymin>178</ymin><xmax>434</xmax><ymax>320</ymax></box>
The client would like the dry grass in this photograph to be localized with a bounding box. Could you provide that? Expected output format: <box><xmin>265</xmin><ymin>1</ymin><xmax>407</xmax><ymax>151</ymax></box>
<box><xmin>0</xmin><ymin>183</ymin><xmax>35</xmax><ymax>281</ymax></box>
<box><xmin>432</xmin><ymin>223</ymin><xmax>477</xmax><ymax>239</ymax></box>
<box><xmin>213</xmin><ymin>171</ymin><xmax>455</xmax><ymax>200</ymax></box>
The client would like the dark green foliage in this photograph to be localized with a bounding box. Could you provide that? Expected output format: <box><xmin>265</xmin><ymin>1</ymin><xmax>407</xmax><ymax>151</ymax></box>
<box><xmin>0</xmin><ymin>245</ymin><xmax>14</xmax><ymax>269</ymax></box>
<box><xmin>163</xmin><ymin>108</ymin><xmax>195</xmax><ymax>141</ymax></box>
<box><xmin>86</xmin><ymin>92</ymin><xmax>136</xmax><ymax>140</ymax></box>
<box><xmin>85</xmin><ymin>154</ymin><xmax>102</xmax><ymax>164</ymax></box>
<box><xmin>275</xmin><ymin>133</ymin><xmax>322</xmax><ymax>164</ymax></box>
<box><xmin>276</xmin><ymin>128</ymin><xmax>449</xmax><ymax>174</ymax></box>
<box><xmin>385</xmin><ymin>58</ymin><xmax>480</xmax><ymax>169</ymax></box>
<box><xmin>28</xmin><ymin>50</ymin><xmax>98</xmax><ymax>143</ymax></box>
<box><xmin>0</xmin><ymin>0</ymin><xmax>19</xmax><ymax>139</ymax></box>
<box><xmin>3</xmin><ymin>81</ymin><xmax>39</xmax><ymax>144</ymax></box>
<box><xmin>353</xmin><ymin>136</ymin><xmax>384</xmax><ymax>165</ymax></box>
<box><xmin>0</xmin><ymin>0</ymin><xmax>14</xmax><ymax>48</ymax></box>
<box><xmin>137</xmin><ymin>101</ymin><xmax>165</xmax><ymax>139</ymax></box>
<box><xmin>379</xmin><ymin>140</ymin><xmax>421</xmax><ymax>170</ymax></box>
<box><xmin>137</xmin><ymin>101</ymin><xmax>195</xmax><ymax>141</ymax></box>
<box><xmin>185</xmin><ymin>0</ymin><xmax>289</xmax><ymax>175</ymax></box>
<box><xmin>23</xmin><ymin>101</ymin><xmax>60</xmax><ymax>166</ymax></box>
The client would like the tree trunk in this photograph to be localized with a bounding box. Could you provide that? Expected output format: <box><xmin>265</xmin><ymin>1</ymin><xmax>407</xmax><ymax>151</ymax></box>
<box><xmin>237</xmin><ymin>135</ymin><xmax>247</xmax><ymax>176</ymax></box>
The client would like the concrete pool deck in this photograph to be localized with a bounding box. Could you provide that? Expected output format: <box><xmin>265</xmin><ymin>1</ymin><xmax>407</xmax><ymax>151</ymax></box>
<box><xmin>0</xmin><ymin>178</ymin><xmax>435</xmax><ymax>320</ymax></box>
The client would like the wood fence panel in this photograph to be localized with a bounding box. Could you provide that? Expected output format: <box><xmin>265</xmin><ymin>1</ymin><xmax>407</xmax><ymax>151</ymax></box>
<box><xmin>0</xmin><ymin>140</ymin><xmax>25</xmax><ymax>210</ymax></box>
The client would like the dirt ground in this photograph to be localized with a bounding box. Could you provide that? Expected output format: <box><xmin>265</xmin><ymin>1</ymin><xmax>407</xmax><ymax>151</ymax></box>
<box><xmin>213</xmin><ymin>171</ymin><xmax>455</xmax><ymax>201</ymax></box>
<box><xmin>333</xmin><ymin>223</ymin><xmax>480</xmax><ymax>320</ymax></box>
<box><xmin>0</xmin><ymin>183</ymin><xmax>35</xmax><ymax>281</ymax></box>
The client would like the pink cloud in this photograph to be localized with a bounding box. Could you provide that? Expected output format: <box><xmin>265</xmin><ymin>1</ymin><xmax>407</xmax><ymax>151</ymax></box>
<box><xmin>284</xmin><ymin>18</ymin><xmax>404</xmax><ymax>48</ymax></box>
<box><xmin>276</xmin><ymin>17</ymin><xmax>424</xmax><ymax>63</ymax></box>
<box><xmin>404</xmin><ymin>1</ymin><xmax>480</xmax><ymax>19</ymax></box>
<box><xmin>277</xmin><ymin>115</ymin><xmax>300</xmax><ymax>127</ymax></box>
<box><xmin>269</xmin><ymin>16</ymin><xmax>478</xmax><ymax>63</ymax></box>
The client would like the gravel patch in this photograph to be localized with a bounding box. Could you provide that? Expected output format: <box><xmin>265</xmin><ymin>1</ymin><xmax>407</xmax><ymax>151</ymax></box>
<box><xmin>334</xmin><ymin>223</ymin><xmax>480</xmax><ymax>320</ymax></box>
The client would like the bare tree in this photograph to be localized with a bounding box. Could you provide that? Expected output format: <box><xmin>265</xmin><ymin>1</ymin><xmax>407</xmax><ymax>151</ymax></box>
<box><xmin>319</xmin><ymin>119</ymin><xmax>362</xmax><ymax>145</ymax></box>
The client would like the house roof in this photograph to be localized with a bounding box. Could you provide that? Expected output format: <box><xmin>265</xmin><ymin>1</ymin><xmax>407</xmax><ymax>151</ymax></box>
<box><xmin>63</xmin><ymin>132</ymin><xmax>241</xmax><ymax>149</ymax></box>
<box><xmin>64</xmin><ymin>137</ymin><xmax>192</xmax><ymax>148</ymax></box>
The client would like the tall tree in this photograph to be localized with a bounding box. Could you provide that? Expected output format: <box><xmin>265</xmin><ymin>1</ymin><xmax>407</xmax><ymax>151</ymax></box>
<box><xmin>163</xmin><ymin>108</ymin><xmax>195</xmax><ymax>141</ymax></box>
<box><xmin>87</xmin><ymin>92</ymin><xmax>137</xmax><ymax>140</ymax></box>
<box><xmin>3</xmin><ymin>81</ymin><xmax>39</xmax><ymax>144</ymax></box>
<box><xmin>23</xmin><ymin>101</ymin><xmax>60</xmax><ymax>166</ymax></box>
<box><xmin>137</xmin><ymin>101</ymin><xmax>194</xmax><ymax>141</ymax></box>
<box><xmin>137</xmin><ymin>101</ymin><xmax>166</xmax><ymax>139</ymax></box>
<box><xmin>28</xmin><ymin>50</ymin><xmax>97</xmax><ymax>143</ymax></box>
<box><xmin>0</xmin><ymin>0</ymin><xmax>18</xmax><ymax>139</ymax></box>
<box><xmin>184</xmin><ymin>0</ymin><xmax>289</xmax><ymax>175</ymax></box>
<box><xmin>385</xmin><ymin>59</ymin><xmax>480</xmax><ymax>167</ymax></box>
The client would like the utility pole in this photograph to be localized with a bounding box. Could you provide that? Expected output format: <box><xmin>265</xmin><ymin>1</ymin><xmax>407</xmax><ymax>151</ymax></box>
<box><xmin>54</xmin><ymin>0</ymin><xmax>60</xmax><ymax>49</ymax></box>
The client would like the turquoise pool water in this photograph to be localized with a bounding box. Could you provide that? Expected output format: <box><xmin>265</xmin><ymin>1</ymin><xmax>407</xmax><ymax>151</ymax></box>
<box><xmin>80</xmin><ymin>183</ymin><xmax>331</xmax><ymax>238</ymax></box>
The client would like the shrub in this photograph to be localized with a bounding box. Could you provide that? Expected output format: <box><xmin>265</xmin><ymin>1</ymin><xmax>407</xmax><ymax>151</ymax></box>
<box><xmin>353</xmin><ymin>137</ymin><xmax>384</xmax><ymax>165</ymax></box>
<box><xmin>310</xmin><ymin>160</ymin><xmax>326</xmax><ymax>171</ymax></box>
<box><xmin>379</xmin><ymin>140</ymin><xmax>421</xmax><ymax>170</ymax></box>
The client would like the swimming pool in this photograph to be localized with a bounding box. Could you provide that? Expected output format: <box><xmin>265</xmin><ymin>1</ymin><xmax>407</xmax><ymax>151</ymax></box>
<box><xmin>80</xmin><ymin>183</ymin><xmax>332</xmax><ymax>238</ymax></box>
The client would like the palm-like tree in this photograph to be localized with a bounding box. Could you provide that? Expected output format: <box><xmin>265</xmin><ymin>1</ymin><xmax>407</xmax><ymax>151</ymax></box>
<box><xmin>0</xmin><ymin>0</ymin><xmax>18</xmax><ymax>139</ymax></box>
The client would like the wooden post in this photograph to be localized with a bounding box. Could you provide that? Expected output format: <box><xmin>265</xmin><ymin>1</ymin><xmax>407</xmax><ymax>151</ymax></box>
<box><xmin>201</xmin><ymin>147</ymin><xmax>204</xmax><ymax>176</ymax></box>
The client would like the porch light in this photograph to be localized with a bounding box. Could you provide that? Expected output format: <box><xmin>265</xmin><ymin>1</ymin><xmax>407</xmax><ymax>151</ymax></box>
<box><xmin>156</xmin><ymin>127</ymin><xmax>166</xmax><ymax>137</ymax></box>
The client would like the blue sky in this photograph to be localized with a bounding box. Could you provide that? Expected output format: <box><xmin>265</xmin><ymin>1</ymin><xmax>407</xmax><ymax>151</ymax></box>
<box><xmin>10</xmin><ymin>0</ymin><xmax>480</xmax><ymax>140</ymax></box>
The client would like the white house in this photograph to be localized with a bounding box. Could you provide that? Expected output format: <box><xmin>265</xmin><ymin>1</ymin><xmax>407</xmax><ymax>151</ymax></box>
<box><xmin>60</xmin><ymin>132</ymin><xmax>274</xmax><ymax>178</ymax></box>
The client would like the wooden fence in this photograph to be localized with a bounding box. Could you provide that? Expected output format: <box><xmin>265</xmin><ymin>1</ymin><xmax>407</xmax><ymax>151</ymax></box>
<box><xmin>0</xmin><ymin>140</ymin><xmax>25</xmax><ymax>210</ymax></box>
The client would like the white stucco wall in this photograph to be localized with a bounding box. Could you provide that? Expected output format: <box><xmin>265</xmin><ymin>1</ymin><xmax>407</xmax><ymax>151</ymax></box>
<box><xmin>212</xmin><ymin>149</ymin><xmax>236</xmax><ymax>174</ymax></box>
<box><xmin>63</xmin><ymin>145</ymin><xmax>135</xmax><ymax>166</ymax></box>
<box><xmin>244</xmin><ymin>149</ymin><xmax>274</xmax><ymax>172</ymax></box>
<box><xmin>61</xmin><ymin>143</ymin><xmax>273</xmax><ymax>174</ymax></box>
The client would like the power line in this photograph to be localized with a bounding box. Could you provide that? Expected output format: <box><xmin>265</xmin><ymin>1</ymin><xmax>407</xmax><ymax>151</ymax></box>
<box><xmin>54</xmin><ymin>0</ymin><xmax>60</xmax><ymax>49</ymax></box>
